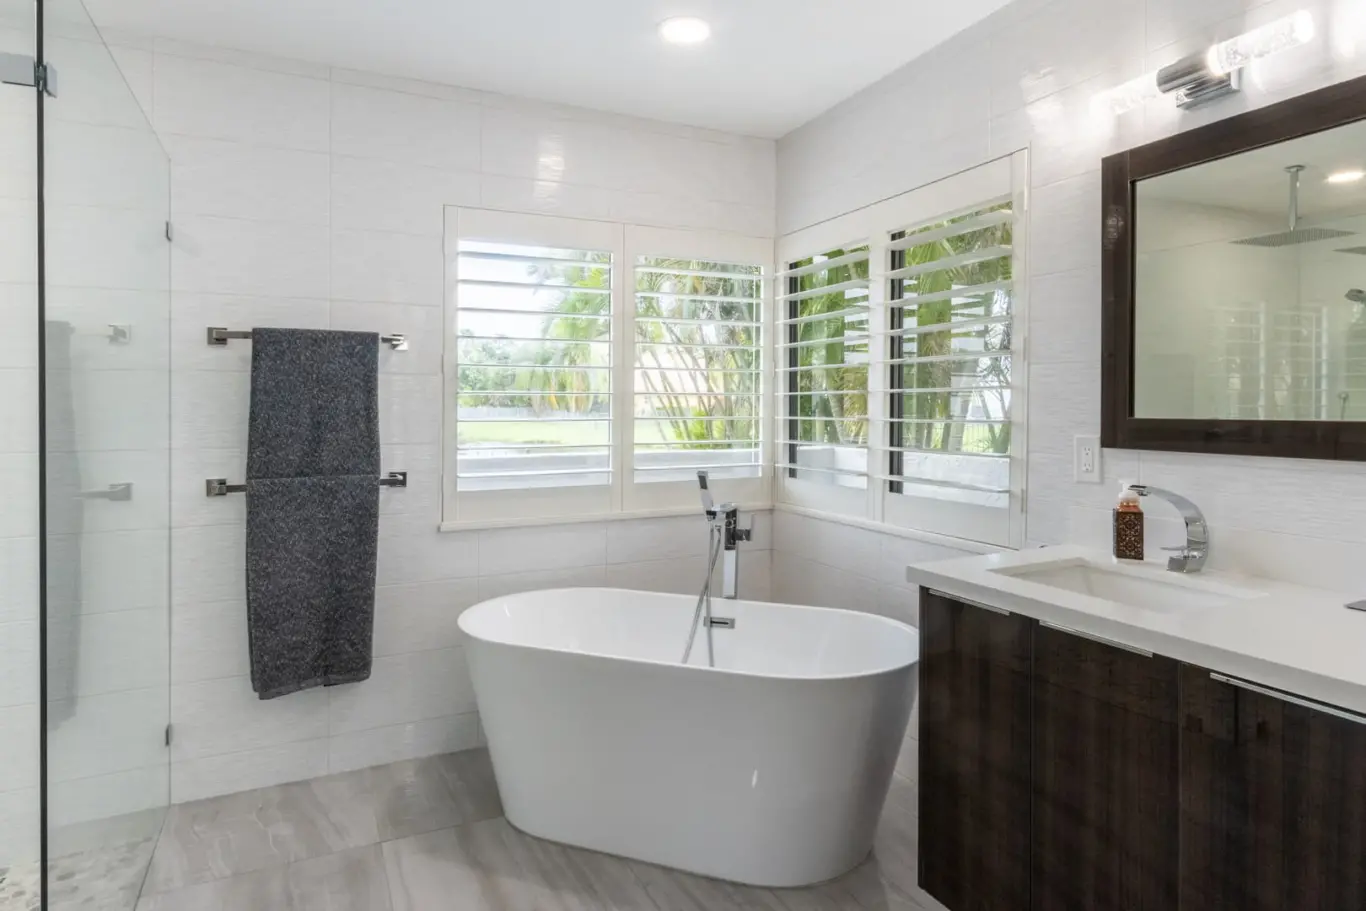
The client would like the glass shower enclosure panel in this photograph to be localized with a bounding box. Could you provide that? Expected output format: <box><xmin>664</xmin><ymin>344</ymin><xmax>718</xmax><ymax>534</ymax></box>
<box><xmin>41</xmin><ymin>1</ymin><xmax>171</xmax><ymax>908</ymax></box>
<box><xmin>0</xmin><ymin>0</ymin><xmax>42</xmax><ymax>907</ymax></box>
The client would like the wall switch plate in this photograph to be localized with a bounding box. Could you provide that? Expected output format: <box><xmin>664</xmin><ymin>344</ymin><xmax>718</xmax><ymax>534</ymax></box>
<box><xmin>1075</xmin><ymin>435</ymin><xmax>1102</xmax><ymax>484</ymax></box>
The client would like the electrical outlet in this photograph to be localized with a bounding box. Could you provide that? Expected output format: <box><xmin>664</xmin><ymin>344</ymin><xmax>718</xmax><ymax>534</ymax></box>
<box><xmin>1074</xmin><ymin>435</ymin><xmax>1102</xmax><ymax>484</ymax></box>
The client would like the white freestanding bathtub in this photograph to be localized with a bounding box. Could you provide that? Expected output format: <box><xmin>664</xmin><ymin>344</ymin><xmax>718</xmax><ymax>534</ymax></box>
<box><xmin>458</xmin><ymin>588</ymin><xmax>920</xmax><ymax>888</ymax></box>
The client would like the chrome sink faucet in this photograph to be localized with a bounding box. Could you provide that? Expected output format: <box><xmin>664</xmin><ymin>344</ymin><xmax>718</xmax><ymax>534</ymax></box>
<box><xmin>1128</xmin><ymin>485</ymin><xmax>1209</xmax><ymax>574</ymax></box>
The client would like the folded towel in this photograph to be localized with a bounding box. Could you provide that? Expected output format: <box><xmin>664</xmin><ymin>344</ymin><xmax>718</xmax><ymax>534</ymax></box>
<box><xmin>247</xmin><ymin>328</ymin><xmax>379</xmax><ymax>480</ymax></box>
<box><xmin>245</xmin><ymin>328</ymin><xmax>381</xmax><ymax>700</ymax></box>
<box><xmin>246</xmin><ymin>476</ymin><xmax>379</xmax><ymax>699</ymax></box>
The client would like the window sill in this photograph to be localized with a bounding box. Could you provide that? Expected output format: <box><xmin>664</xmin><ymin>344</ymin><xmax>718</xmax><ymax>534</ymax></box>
<box><xmin>437</xmin><ymin>502</ymin><xmax>774</xmax><ymax>533</ymax></box>
<box><xmin>773</xmin><ymin>503</ymin><xmax>1007</xmax><ymax>556</ymax></box>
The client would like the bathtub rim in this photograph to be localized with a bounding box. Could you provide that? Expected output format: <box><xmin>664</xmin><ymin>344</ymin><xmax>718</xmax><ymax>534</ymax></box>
<box><xmin>458</xmin><ymin>587</ymin><xmax>921</xmax><ymax>684</ymax></box>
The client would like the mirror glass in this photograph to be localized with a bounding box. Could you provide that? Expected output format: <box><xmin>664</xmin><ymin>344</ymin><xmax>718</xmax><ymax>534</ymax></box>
<box><xmin>1134</xmin><ymin>119</ymin><xmax>1366</xmax><ymax>421</ymax></box>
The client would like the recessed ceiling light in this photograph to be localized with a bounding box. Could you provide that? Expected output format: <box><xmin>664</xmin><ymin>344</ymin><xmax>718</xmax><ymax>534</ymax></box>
<box><xmin>659</xmin><ymin>16</ymin><xmax>711</xmax><ymax>46</ymax></box>
<box><xmin>1327</xmin><ymin>170</ymin><xmax>1366</xmax><ymax>185</ymax></box>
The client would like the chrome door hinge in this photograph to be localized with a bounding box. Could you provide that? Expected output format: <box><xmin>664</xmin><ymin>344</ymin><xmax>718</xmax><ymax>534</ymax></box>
<box><xmin>0</xmin><ymin>53</ymin><xmax>57</xmax><ymax>96</ymax></box>
<box><xmin>35</xmin><ymin>63</ymin><xmax>56</xmax><ymax>97</ymax></box>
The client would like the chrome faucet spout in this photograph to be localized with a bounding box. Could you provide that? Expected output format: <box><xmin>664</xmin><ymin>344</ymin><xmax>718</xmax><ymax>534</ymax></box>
<box><xmin>1128</xmin><ymin>484</ymin><xmax>1209</xmax><ymax>573</ymax></box>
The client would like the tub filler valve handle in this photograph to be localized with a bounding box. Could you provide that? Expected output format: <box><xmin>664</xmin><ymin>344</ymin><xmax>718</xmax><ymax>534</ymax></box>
<box><xmin>697</xmin><ymin>471</ymin><xmax>749</xmax><ymax>600</ymax></box>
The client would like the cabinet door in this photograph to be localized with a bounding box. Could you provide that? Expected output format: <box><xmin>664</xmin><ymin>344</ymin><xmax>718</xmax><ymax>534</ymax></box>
<box><xmin>918</xmin><ymin>590</ymin><xmax>1032</xmax><ymax>911</ymax></box>
<box><xmin>1180</xmin><ymin>669</ymin><xmax>1366</xmax><ymax>910</ymax></box>
<box><xmin>1178</xmin><ymin>666</ymin><xmax>1282</xmax><ymax>911</ymax></box>
<box><xmin>1032</xmin><ymin>623</ymin><xmax>1179</xmax><ymax>911</ymax></box>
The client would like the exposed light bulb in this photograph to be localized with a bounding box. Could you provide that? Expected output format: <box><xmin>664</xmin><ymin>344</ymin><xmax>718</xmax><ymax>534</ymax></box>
<box><xmin>659</xmin><ymin>17</ymin><xmax>711</xmax><ymax>46</ymax></box>
<box><xmin>1328</xmin><ymin>170</ymin><xmax>1366</xmax><ymax>185</ymax></box>
<box><xmin>1207</xmin><ymin>10</ymin><xmax>1316</xmax><ymax>76</ymax></box>
<box><xmin>1093</xmin><ymin>71</ymin><xmax>1163</xmax><ymax>116</ymax></box>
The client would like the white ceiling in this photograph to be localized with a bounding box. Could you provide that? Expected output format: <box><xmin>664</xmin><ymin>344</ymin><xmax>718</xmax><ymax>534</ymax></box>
<box><xmin>80</xmin><ymin>0</ymin><xmax>1013</xmax><ymax>138</ymax></box>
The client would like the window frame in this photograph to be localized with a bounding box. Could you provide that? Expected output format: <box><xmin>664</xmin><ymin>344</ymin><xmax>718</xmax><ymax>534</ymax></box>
<box><xmin>775</xmin><ymin>152</ymin><xmax>1029</xmax><ymax>548</ymax></box>
<box><xmin>441</xmin><ymin>208</ymin><xmax>773</xmax><ymax>527</ymax></box>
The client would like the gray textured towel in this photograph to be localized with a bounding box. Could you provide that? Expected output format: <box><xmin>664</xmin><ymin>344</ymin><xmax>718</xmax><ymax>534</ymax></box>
<box><xmin>246</xmin><ymin>476</ymin><xmax>379</xmax><ymax>699</ymax></box>
<box><xmin>246</xmin><ymin>328</ymin><xmax>381</xmax><ymax>700</ymax></box>
<box><xmin>247</xmin><ymin>328</ymin><xmax>380</xmax><ymax>480</ymax></box>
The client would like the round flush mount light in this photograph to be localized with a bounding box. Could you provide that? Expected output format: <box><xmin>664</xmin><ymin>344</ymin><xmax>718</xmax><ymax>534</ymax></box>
<box><xmin>1327</xmin><ymin>170</ymin><xmax>1366</xmax><ymax>185</ymax></box>
<box><xmin>659</xmin><ymin>16</ymin><xmax>711</xmax><ymax>45</ymax></box>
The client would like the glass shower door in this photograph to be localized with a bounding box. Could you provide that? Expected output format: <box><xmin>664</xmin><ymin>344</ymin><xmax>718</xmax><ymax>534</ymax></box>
<box><xmin>0</xmin><ymin>0</ymin><xmax>42</xmax><ymax>907</ymax></box>
<box><xmin>41</xmin><ymin>1</ymin><xmax>171</xmax><ymax>908</ymax></box>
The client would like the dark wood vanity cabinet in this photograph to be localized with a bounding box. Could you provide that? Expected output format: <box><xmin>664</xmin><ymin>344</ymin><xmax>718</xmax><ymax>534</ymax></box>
<box><xmin>919</xmin><ymin>590</ymin><xmax>1366</xmax><ymax>911</ymax></box>
<box><xmin>1032</xmin><ymin>623</ymin><xmax>1179</xmax><ymax>911</ymax></box>
<box><xmin>919</xmin><ymin>590</ymin><xmax>1032</xmax><ymax>911</ymax></box>
<box><xmin>1180</xmin><ymin>667</ymin><xmax>1366</xmax><ymax>910</ymax></box>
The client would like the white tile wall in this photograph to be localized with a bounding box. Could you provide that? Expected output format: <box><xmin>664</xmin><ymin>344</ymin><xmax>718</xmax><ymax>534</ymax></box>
<box><xmin>778</xmin><ymin>0</ymin><xmax>1366</xmax><ymax>591</ymax></box>
<box><xmin>85</xmin><ymin>35</ymin><xmax>780</xmax><ymax>805</ymax></box>
<box><xmin>771</xmin><ymin>511</ymin><xmax>986</xmax><ymax>626</ymax></box>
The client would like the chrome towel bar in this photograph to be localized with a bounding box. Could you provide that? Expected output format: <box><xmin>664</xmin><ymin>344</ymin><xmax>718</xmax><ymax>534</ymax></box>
<box><xmin>206</xmin><ymin>472</ymin><xmax>408</xmax><ymax>497</ymax></box>
<box><xmin>206</xmin><ymin>327</ymin><xmax>409</xmax><ymax>350</ymax></box>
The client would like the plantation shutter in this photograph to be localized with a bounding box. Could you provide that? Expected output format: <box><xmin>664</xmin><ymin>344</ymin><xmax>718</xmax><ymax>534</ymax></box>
<box><xmin>882</xmin><ymin>194</ymin><xmax>1020</xmax><ymax>544</ymax></box>
<box><xmin>632</xmin><ymin>255</ymin><xmax>764</xmax><ymax>484</ymax></box>
<box><xmin>776</xmin><ymin>244</ymin><xmax>872</xmax><ymax>487</ymax></box>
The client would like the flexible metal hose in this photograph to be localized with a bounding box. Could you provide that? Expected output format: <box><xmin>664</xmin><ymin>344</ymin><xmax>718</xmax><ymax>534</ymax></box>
<box><xmin>681</xmin><ymin>523</ymin><xmax>724</xmax><ymax>667</ymax></box>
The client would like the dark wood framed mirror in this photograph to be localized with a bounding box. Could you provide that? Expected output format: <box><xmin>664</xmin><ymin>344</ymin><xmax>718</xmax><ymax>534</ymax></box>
<box><xmin>1102</xmin><ymin>73</ymin><xmax>1366</xmax><ymax>460</ymax></box>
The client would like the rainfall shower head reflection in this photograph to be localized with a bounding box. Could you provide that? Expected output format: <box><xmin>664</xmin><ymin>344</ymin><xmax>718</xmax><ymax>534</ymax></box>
<box><xmin>1233</xmin><ymin>165</ymin><xmax>1356</xmax><ymax>247</ymax></box>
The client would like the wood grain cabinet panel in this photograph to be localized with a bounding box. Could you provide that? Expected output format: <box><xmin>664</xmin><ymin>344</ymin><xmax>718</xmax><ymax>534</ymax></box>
<box><xmin>1031</xmin><ymin>623</ymin><xmax>1180</xmax><ymax>911</ymax></box>
<box><xmin>918</xmin><ymin>590</ymin><xmax>1032</xmax><ymax>911</ymax></box>
<box><xmin>1180</xmin><ymin>668</ymin><xmax>1366</xmax><ymax>911</ymax></box>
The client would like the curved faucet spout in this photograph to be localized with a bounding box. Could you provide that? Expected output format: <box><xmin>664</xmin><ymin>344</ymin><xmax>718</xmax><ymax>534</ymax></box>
<box><xmin>1128</xmin><ymin>484</ymin><xmax>1209</xmax><ymax>573</ymax></box>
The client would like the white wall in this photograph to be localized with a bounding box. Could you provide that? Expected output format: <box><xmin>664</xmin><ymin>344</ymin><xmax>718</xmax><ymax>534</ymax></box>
<box><xmin>771</xmin><ymin>511</ymin><xmax>987</xmax><ymax>627</ymax></box>
<box><xmin>90</xmin><ymin>33</ymin><xmax>777</xmax><ymax>804</ymax></box>
<box><xmin>777</xmin><ymin>0</ymin><xmax>1366</xmax><ymax>593</ymax></box>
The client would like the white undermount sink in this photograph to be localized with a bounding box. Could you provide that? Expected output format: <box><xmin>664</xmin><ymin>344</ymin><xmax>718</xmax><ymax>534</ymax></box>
<box><xmin>991</xmin><ymin>557</ymin><xmax>1264</xmax><ymax>612</ymax></box>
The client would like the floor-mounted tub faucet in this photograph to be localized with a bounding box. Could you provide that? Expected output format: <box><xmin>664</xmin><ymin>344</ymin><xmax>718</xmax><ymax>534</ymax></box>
<box><xmin>697</xmin><ymin>471</ymin><xmax>751</xmax><ymax>599</ymax></box>
<box><xmin>1128</xmin><ymin>484</ymin><xmax>1209</xmax><ymax>573</ymax></box>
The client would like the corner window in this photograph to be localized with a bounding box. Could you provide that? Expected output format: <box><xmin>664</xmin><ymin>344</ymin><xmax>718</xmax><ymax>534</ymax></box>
<box><xmin>776</xmin><ymin>152</ymin><xmax>1028</xmax><ymax>547</ymax></box>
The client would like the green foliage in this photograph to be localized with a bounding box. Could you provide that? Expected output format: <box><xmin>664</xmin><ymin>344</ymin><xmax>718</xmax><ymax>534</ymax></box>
<box><xmin>894</xmin><ymin>205</ymin><xmax>1014</xmax><ymax>456</ymax></box>
<box><xmin>634</xmin><ymin>258</ymin><xmax>761</xmax><ymax>449</ymax></box>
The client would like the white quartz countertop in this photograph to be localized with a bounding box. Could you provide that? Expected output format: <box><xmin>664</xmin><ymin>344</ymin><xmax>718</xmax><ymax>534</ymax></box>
<box><xmin>907</xmin><ymin>545</ymin><xmax>1366</xmax><ymax>716</ymax></box>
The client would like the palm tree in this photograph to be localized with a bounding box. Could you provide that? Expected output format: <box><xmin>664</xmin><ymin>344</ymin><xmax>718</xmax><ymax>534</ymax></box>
<box><xmin>634</xmin><ymin>258</ymin><xmax>760</xmax><ymax>449</ymax></box>
<box><xmin>531</xmin><ymin>255</ymin><xmax>612</xmax><ymax>417</ymax></box>
<box><xmin>787</xmin><ymin>250</ymin><xmax>871</xmax><ymax>450</ymax></box>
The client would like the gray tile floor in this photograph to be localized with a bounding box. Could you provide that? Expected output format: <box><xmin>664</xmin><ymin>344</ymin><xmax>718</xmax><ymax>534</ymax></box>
<box><xmin>120</xmin><ymin>732</ymin><xmax>938</xmax><ymax>910</ymax></box>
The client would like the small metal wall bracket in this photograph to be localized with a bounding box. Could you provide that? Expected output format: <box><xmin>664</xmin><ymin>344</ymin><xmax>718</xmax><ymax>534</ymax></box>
<box><xmin>108</xmin><ymin>324</ymin><xmax>132</xmax><ymax>344</ymax></box>
<box><xmin>0</xmin><ymin>53</ymin><xmax>56</xmax><ymax>96</ymax></box>
<box><xmin>706</xmin><ymin>617</ymin><xmax>736</xmax><ymax>630</ymax></box>
<box><xmin>79</xmin><ymin>483</ymin><xmax>133</xmax><ymax>502</ymax></box>
<box><xmin>207</xmin><ymin>472</ymin><xmax>408</xmax><ymax>497</ymax></box>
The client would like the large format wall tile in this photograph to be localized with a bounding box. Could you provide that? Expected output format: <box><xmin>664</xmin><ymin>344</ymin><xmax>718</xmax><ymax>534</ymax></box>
<box><xmin>89</xmin><ymin>33</ymin><xmax>786</xmax><ymax>807</ymax></box>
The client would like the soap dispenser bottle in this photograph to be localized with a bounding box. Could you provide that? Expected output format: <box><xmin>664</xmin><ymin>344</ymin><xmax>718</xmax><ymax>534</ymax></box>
<box><xmin>1114</xmin><ymin>483</ymin><xmax>1145</xmax><ymax>561</ymax></box>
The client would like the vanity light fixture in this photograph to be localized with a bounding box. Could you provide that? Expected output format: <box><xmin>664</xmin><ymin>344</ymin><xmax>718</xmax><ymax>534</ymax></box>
<box><xmin>1096</xmin><ymin>10</ymin><xmax>1316</xmax><ymax>115</ymax></box>
<box><xmin>659</xmin><ymin>16</ymin><xmax>711</xmax><ymax>45</ymax></box>
<box><xmin>1328</xmin><ymin>169</ymin><xmax>1366</xmax><ymax>184</ymax></box>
